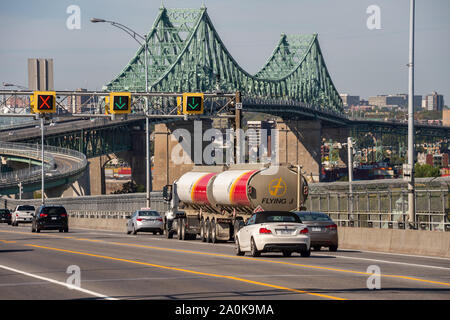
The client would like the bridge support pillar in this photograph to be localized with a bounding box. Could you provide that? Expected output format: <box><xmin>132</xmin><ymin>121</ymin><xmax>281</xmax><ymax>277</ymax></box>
<box><xmin>152</xmin><ymin>120</ymin><xmax>213</xmax><ymax>191</ymax></box>
<box><xmin>276</xmin><ymin>120</ymin><xmax>322</xmax><ymax>183</ymax></box>
<box><xmin>88</xmin><ymin>155</ymin><xmax>108</xmax><ymax>195</ymax></box>
<box><xmin>322</xmin><ymin>126</ymin><xmax>350</xmax><ymax>167</ymax></box>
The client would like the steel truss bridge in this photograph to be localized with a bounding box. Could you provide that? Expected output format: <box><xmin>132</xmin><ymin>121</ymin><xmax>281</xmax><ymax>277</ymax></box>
<box><xmin>105</xmin><ymin>6</ymin><xmax>343</xmax><ymax>117</ymax></box>
<box><xmin>0</xmin><ymin>6</ymin><xmax>449</xmax><ymax>154</ymax></box>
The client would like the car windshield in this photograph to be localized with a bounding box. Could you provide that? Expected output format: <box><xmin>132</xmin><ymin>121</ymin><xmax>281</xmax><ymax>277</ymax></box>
<box><xmin>255</xmin><ymin>211</ymin><xmax>301</xmax><ymax>224</ymax></box>
<box><xmin>138</xmin><ymin>211</ymin><xmax>160</xmax><ymax>217</ymax></box>
<box><xmin>296</xmin><ymin>212</ymin><xmax>332</xmax><ymax>222</ymax></box>
<box><xmin>42</xmin><ymin>207</ymin><xmax>67</xmax><ymax>215</ymax></box>
<box><xmin>17</xmin><ymin>205</ymin><xmax>35</xmax><ymax>211</ymax></box>
<box><xmin>0</xmin><ymin>209</ymin><xmax>10</xmax><ymax>214</ymax></box>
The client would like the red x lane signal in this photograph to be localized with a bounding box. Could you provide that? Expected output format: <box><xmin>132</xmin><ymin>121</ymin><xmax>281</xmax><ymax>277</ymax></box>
<box><xmin>33</xmin><ymin>91</ymin><xmax>56</xmax><ymax>113</ymax></box>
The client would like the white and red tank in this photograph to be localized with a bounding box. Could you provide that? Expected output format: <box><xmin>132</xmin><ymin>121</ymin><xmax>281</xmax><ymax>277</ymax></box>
<box><xmin>175</xmin><ymin>165</ymin><xmax>308</xmax><ymax>212</ymax></box>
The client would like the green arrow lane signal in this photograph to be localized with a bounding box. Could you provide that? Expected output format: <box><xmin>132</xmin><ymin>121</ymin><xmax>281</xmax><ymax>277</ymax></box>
<box><xmin>182</xmin><ymin>93</ymin><xmax>203</xmax><ymax>114</ymax></box>
<box><xmin>110</xmin><ymin>92</ymin><xmax>131</xmax><ymax>114</ymax></box>
<box><xmin>115</xmin><ymin>96</ymin><xmax>127</xmax><ymax>109</ymax></box>
<box><xmin>188</xmin><ymin>97</ymin><xmax>199</xmax><ymax>110</ymax></box>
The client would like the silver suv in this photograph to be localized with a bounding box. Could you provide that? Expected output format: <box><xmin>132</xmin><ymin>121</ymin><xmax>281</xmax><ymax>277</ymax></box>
<box><xmin>12</xmin><ymin>205</ymin><xmax>35</xmax><ymax>226</ymax></box>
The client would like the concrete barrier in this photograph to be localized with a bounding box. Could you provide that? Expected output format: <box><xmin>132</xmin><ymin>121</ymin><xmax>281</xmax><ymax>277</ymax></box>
<box><xmin>338</xmin><ymin>227</ymin><xmax>450</xmax><ymax>258</ymax></box>
<box><xmin>70</xmin><ymin>218</ymin><xmax>127</xmax><ymax>233</ymax></box>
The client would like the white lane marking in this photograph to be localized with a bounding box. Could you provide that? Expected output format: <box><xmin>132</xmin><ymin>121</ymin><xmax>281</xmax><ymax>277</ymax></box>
<box><xmin>338</xmin><ymin>248</ymin><xmax>450</xmax><ymax>261</ymax></box>
<box><xmin>0</xmin><ymin>264</ymin><xmax>118</xmax><ymax>300</ymax></box>
<box><xmin>313</xmin><ymin>254</ymin><xmax>450</xmax><ymax>271</ymax></box>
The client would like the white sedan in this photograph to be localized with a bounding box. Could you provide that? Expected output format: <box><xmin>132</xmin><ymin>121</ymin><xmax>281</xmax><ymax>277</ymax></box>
<box><xmin>235</xmin><ymin>211</ymin><xmax>311</xmax><ymax>257</ymax></box>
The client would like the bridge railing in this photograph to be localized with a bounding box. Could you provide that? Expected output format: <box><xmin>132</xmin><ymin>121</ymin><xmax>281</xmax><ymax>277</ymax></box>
<box><xmin>307</xmin><ymin>189</ymin><xmax>450</xmax><ymax>232</ymax></box>
<box><xmin>1</xmin><ymin>192</ymin><xmax>168</xmax><ymax>216</ymax></box>
<box><xmin>0</xmin><ymin>142</ymin><xmax>87</xmax><ymax>187</ymax></box>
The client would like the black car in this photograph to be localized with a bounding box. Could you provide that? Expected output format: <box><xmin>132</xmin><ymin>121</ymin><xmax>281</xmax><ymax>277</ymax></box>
<box><xmin>0</xmin><ymin>209</ymin><xmax>12</xmax><ymax>225</ymax></box>
<box><xmin>32</xmin><ymin>205</ymin><xmax>69</xmax><ymax>233</ymax></box>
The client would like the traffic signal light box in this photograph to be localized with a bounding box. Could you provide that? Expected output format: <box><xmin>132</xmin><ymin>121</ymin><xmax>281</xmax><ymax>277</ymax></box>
<box><xmin>182</xmin><ymin>93</ymin><xmax>204</xmax><ymax>115</ymax></box>
<box><xmin>32</xmin><ymin>91</ymin><xmax>56</xmax><ymax>114</ymax></box>
<box><xmin>109</xmin><ymin>92</ymin><xmax>131</xmax><ymax>114</ymax></box>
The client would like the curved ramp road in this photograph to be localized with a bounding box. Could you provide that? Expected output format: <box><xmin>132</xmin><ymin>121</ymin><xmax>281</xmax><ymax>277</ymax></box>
<box><xmin>0</xmin><ymin>224</ymin><xmax>448</xmax><ymax>300</ymax></box>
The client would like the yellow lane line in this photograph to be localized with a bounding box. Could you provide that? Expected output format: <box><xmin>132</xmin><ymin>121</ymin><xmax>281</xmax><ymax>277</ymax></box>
<box><xmin>104</xmin><ymin>241</ymin><xmax>450</xmax><ymax>287</ymax></box>
<box><xmin>3</xmin><ymin>229</ymin><xmax>449</xmax><ymax>287</ymax></box>
<box><xmin>25</xmin><ymin>244</ymin><xmax>346</xmax><ymax>301</ymax></box>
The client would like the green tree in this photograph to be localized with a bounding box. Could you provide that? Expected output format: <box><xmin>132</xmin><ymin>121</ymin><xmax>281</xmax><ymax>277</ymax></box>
<box><xmin>414</xmin><ymin>163</ymin><xmax>440</xmax><ymax>178</ymax></box>
<box><xmin>112</xmin><ymin>181</ymin><xmax>145</xmax><ymax>194</ymax></box>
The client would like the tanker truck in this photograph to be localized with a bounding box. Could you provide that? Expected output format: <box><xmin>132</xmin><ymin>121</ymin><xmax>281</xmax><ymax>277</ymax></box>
<box><xmin>162</xmin><ymin>163</ymin><xmax>308</xmax><ymax>243</ymax></box>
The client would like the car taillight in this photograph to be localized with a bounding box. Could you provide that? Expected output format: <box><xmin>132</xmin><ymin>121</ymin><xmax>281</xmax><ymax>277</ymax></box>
<box><xmin>60</xmin><ymin>214</ymin><xmax>67</xmax><ymax>217</ymax></box>
<box><xmin>40</xmin><ymin>214</ymin><xmax>48</xmax><ymax>218</ymax></box>
<box><xmin>157</xmin><ymin>218</ymin><xmax>163</xmax><ymax>222</ymax></box>
<box><xmin>300</xmin><ymin>227</ymin><xmax>309</xmax><ymax>234</ymax></box>
<box><xmin>259</xmin><ymin>227</ymin><xmax>272</xmax><ymax>234</ymax></box>
<box><xmin>136</xmin><ymin>218</ymin><xmax>143</xmax><ymax>222</ymax></box>
<box><xmin>326</xmin><ymin>224</ymin><xmax>337</xmax><ymax>231</ymax></box>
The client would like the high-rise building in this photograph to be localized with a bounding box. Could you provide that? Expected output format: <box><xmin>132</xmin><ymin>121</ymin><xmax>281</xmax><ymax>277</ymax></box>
<box><xmin>340</xmin><ymin>94</ymin><xmax>360</xmax><ymax>108</ymax></box>
<box><xmin>28</xmin><ymin>58</ymin><xmax>54</xmax><ymax>91</ymax></box>
<box><xmin>423</xmin><ymin>91</ymin><xmax>444</xmax><ymax>111</ymax></box>
<box><xmin>368</xmin><ymin>94</ymin><xmax>421</xmax><ymax>109</ymax></box>
<box><xmin>66</xmin><ymin>88</ymin><xmax>98</xmax><ymax>113</ymax></box>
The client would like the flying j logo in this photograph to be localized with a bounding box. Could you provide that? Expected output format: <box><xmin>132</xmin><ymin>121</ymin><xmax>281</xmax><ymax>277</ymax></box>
<box><xmin>268</xmin><ymin>178</ymin><xmax>287</xmax><ymax>197</ymax></box>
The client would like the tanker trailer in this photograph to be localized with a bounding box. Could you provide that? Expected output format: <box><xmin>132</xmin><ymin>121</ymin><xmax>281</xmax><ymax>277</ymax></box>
<box><xmin>162</xmin><ymin>163</ymin><xmax>308</xmax><ymax>243</ymax></box>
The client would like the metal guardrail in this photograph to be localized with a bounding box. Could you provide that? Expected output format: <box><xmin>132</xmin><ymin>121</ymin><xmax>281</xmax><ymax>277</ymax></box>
<box><xmin>1</xmin><ymin>183</ymin><xmax>448</xmax><ymax>231</ymax></box>
<box><xmin>307</xmin><ymin>189</ymin><xmax>450</xmax><ymax>232</ymax></box>
<box><xmin>1</xmin><ymin>192</ymin><xmax>168</xmax><ymax>216</ymax></box>
<box><xmin>0</xmin><ymin>141</ymin><xmax>87</xmax><ymax>188</ymax></box>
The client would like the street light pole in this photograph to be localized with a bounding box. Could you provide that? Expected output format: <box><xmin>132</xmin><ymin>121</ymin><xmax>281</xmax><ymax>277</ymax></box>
<box><xmin>41</xmin><ymin>116</ymin><xmax>45</xmax><ymax>205</ymax></box>
<box><xmin>407</xmin><ymin>0</ymin><xmax>416</xmax><ymax>229</ymax></box>
<box><xmin>144</xmin><ymin>34</ymin><xmax>151</xmax><ymax>208</ymax></box>
<box><xmin>91</xmin><ymin>17</ymin><xmax>151</xmax><ymax>208</ymax></box>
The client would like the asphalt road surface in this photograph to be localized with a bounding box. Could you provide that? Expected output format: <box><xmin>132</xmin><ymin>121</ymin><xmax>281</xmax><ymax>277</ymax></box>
<box><xmin>0</xmin><ymin>223</ymin><xmax>449</xmax><ymax>300</ymax></box>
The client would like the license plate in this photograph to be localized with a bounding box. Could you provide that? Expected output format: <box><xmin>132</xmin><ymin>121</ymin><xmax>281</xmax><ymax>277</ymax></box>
<box><xmin>277</xmin><ymin>229</ymin><xmax>293</xmax><ymax>235</ymax></box>
<box><xmin>51</xmin><ymin>217</ymin><xmax>57</xmax><ymax>220</ymax></box>
<box><xmin>311</xmin><ymin>227</ymin><xmax>322</xmax><ymax>232</ymax></box>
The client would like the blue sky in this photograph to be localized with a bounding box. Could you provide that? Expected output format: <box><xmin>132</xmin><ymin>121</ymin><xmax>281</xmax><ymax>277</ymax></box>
<box><xmin>1</xmin><ymin>0</ymin><xmax>449</xmax><ymax>101</ymax></box>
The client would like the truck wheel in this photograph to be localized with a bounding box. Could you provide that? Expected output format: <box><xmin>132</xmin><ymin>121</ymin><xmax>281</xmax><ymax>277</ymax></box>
<box><xmin>200</xmin><ymin>219</ymin><xmax>206</xmax><ymax>242</ymax></box>
<box><xmin>177</xmin><ymin>220</ymin><xmax>182</xmax><ymax>240</ymax></box>
<box><xmin>165</xmin><ymin>224</ymin><xmax>173</xmax><ymax>239</ymax></box>
<box><xmin>205</xmin><ymin>219</ymin><xmax>211</xmax><ymax>243</ymax></box>
<box><xmin>181</xmin><ymin>219</ymin><xmax>186</xmax><ymax>241</ymax></box>
<box><xmin>211</xmin><ymin>219</ymin><xmax>217</xmax><ymax>243</ymax></box>
<box><xmin>282</xmin><ymin>250</ymin><xmax>292</xmax><ymax>257</ymax></box>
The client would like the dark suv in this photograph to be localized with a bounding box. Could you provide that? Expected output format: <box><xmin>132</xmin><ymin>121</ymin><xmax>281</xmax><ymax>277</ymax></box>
<box><xmin>32</xmin><ymin>205</ymin><xmax>69</xmax><ymax>233</ymax></box>
<box><xmin>0</xmin><ymin>209</ymin><xmax>12</xmax><ymax>225</ymax></box>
